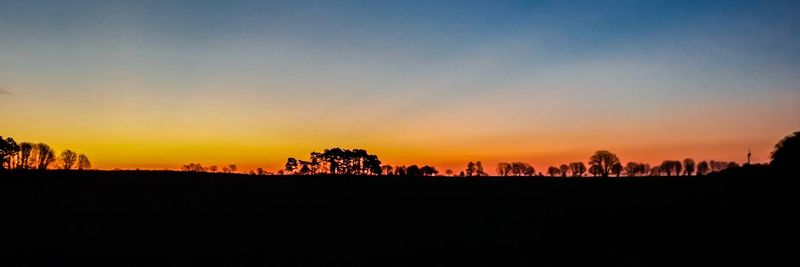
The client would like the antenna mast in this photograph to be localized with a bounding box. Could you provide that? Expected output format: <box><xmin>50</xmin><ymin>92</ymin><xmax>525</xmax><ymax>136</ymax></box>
<box><xmin>747</xmin><ymin>149</ymin><xmax>752</xmax><ymax>165</ymax></box>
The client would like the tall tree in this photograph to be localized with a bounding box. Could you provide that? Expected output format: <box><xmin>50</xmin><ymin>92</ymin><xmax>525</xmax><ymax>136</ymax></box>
<box><xmin>589</xmin><ymin>150</ymin><xmax>620</xmax><ymax>177</ymax></box>
<box><xmin>59</xmin><ymin>149</ymin><xmax>78</xmax><ymax>170</ymax></box>
<box><xmin>14</xmin><ymin>142</ymin><xmax>33</xmax><ymax>170</ymax></box>
<box><xmin>683</xmin><ymin>158</ymin><xmax>696</xmax><ymax>176</ymax></box>
<box><xmin>697</xmin><ymin>161</ymin><xmax>710</xmax><ymax>176</ymax></box>
<box><xmin>33</xmin><ymin>143</ymin><xmax>56</xmax><ymax>170</ymax></box>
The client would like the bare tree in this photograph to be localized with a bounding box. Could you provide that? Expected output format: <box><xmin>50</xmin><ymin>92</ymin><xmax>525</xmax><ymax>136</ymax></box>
<box><xmin>589</xmin><ymin>150</ymin><xmax>620</xmax><ymax>177</ymax></box>
<box><xmin>228</xmin><ymin>164</ymin><xmax>237</xmax><ymax>173</ymax></box>
<box><xmin>33</xmin><ymin>143</ymin><xmax>56</xmax><ymax>170</ymax></box>
<box><xmin>17</xmin><ymin>142</ymin><xmax>34</xmax><ymax>170</ymax></box>
<box><xmin>59</xmin><ymin>149</ymin><xmax>78</xmax><ymax>170</ymax></box>
<box><xmin>208</xmin><ymin>165</ymin><xmax>218</xmax><ymax>173</ymax></box>
<box><xmin>77</xmin><ymin>154</ymin><xmax>91</xmax><ymax>170</ymax></box>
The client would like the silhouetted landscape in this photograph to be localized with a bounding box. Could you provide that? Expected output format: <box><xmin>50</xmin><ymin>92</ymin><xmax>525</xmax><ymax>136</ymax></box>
<box><xmin>2</xmin><ymin>131</ymin><xmax>798</xmax><ymax>265</ymax></box>
<box><xmin>2</xmin><ymin>1</ymin><xmax>800</xmax><ymax>265</ymax></box>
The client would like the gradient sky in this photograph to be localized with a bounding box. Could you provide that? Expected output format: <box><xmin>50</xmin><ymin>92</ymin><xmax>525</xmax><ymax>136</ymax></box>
<box><xmin>1</xmin><ymin>0</ymin><xmax>799</xmax><ymax>172</ymax></box>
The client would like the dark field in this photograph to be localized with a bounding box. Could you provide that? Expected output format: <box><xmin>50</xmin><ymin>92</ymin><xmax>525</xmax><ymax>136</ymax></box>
<box><xmin>2</xmin><ymin>170</ymin><xmax>797</xmax><ymax>266</ymax></box>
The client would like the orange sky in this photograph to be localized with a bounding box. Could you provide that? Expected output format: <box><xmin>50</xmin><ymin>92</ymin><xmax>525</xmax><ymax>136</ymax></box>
<box><xmin>2</xmin><ymin>1</ymin><xmax>799</xmax><ymax>174</ymax></box>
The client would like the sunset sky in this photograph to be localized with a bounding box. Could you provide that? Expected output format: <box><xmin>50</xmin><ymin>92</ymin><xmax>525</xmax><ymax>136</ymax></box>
<box><xmin>1</xmin><ymin>0</ymin><xmax>799</xmax><ymax>172</ymax></box>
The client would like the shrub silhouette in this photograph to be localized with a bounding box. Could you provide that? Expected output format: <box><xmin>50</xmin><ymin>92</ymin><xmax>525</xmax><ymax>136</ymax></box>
<box><xmin>771</xmin><ymin>131</ymin><xmax>799</xmax><ymax>172</ymax></box>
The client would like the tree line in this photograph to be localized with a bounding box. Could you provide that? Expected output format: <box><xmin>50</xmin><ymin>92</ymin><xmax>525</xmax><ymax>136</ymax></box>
<box><xmin>0</xmin><ymin>135</ymin><xmax>91</xmax><ymax>171</ymax></box>
<box><xmin>500</xmin><ymin>150</ymin><xmax>741</xmax><ymax>178</ymax></box>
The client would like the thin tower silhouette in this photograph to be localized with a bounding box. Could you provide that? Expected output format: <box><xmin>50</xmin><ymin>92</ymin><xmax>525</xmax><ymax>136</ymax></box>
<box><xmin>747</xmin><ymin>149</ymin><xmax>752</xmax><ymax>165</ymax></box>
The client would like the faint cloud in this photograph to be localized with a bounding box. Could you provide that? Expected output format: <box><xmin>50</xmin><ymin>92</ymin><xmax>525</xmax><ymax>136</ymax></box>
<box><xmin>0</xmin><ymin>88</ymin><xmax>11</xmax><ymax>95</ymax></box>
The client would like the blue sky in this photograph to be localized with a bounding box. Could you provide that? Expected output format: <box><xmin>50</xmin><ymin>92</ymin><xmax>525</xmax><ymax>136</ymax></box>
<box><xmin>1</xmin><ymin>0</ymin><xmax>798</xmax><ymax>170</ymax></box>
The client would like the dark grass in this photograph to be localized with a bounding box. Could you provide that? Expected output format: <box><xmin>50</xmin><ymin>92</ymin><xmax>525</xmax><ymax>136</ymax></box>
<box><xmin>2</xmin><ymin>168</ymin><xmax>797</xmax><ymax>266</ymax></box>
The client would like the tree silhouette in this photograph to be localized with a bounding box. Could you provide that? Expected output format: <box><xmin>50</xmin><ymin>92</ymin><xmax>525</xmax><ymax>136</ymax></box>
<box><xmin>569</xmin><ymin>162</ymin><xmax>586</xmax><ymax>177</ymax></box>
<box><xmin>77</xmin><ymin>154</ymin><xmax>91</xmax><ymax>170</ymax></box>
<box><xmin>589</xmin><ymin>150</ymin><xmax>620</xmax><ymax>177</ymax></box>
<box><xmin>420</xmin><ymin>165</ymin><xmax>438</xmax><ymax>176</ymax></box>
<box><xmin>33</xmin><ymin>143</ymin><xmax>56</xmax><ymax>170</ymax></box>
<box><xmin>696</xmin><ymin>161</ymin><xmax>709</xmax><ymax>175</ymax></box>
<box><xmin>16</xmin><ymin>142</ymin><xmax>34</xmax><ymax>170</ymax></box>
<box><xmin>182</xmin><ymin>163</ymin><xmax>206</xmax><ymax>172</ymax></box>
<box><xmin>727</xmin><ymin>162</ymin><xmax>740</xmax><ymax>169</ymax></box>
<box><xmin>771</xmin><ymin>131</ymin><xmax>799</xmax><ymax>172</ymax></box>
<box><xmin>466</xmin><ymin>162</ymin><xmax>476</xmax><ymax>177</ymax></box>
<box><xmin>497</xmin><ymin>162</ymin><xmax>512</xmax><ymax>176</ymax></box>
<box><xmin>546</xmin><ymin>166</ymin><xmax>560</xmax><ymax>177</ymax></box>
<box><xmin>208</xmin><ymin>165</ymin><xmax>218</xmax><ymax>173</ymax></box>
<box><xmin>382</xmin><ymin>165</ymin><xmax>394</xmax><ymax>175</ymax></box>
<box><xmin>306</xmin><ymin>148</ymin><xmax>383</xmax><ymax>175</ymax></box>
<box><xmin>228</xmin><ymin>164</ymin><xmax>238</xmax><ymax>173</ymax></box>
<box><xmin>475</xmin><ymin>161</ymin><xmax>486</xmax><ymax>176</ymax></box>
<box><xmin>406</xmin><ymin>165</ymin><xmax>421</xmax><ymax>176</ymax></box>
<box><xmin>610</xmin><ymin>162</ymin><xmax>623</xmax><ymax>177</ymax></box>
<box><xmin>59</xmin><ymin>149</ymin><xmax>78</xmax><ymax>170</ymax></box>
<box><xmin>559</xmin><ymin>164</ymin><xmax>569</xmax><ymax>177</ymax></box>
<box><xmin>624</xmin><ymin>162</ymin><xmax>640</xmax><ymax>177</ymax></box>
<box><xmin>683</xmin><ymin>158</ymin><xmax>695</xmax><ymax>176</ymax></box>
<box><xmin>285</xmin><ymin>158</ymin><xmax>298</xmax><ymax>174</ymax></box>
<box><xmin>523</xmin><ymin>165</ymin><xmax>535</xmax><ymax>176</ymax></box>
<box><xmin>660</xmin><ymin>160</ymin><xmax>682</xmax><ymax>176</ymax></box>
<box><xmin>588</xmin><ymin>165</ymin><xmax>602</xmax><ymax>177</ymax></box>
<box><xmin>395</xmin><ymin>166</ymin><xmax>407</xmax><ymax>176</ymax></box>
<box><xmin>445</xmin><ymin>169</ymin><xmax>453</xmax><ymax>176</ymax></box>
<box><xmin>636</xmin><ymin>163</ymin><xmax>646</xmax><ymax>176</ymax></box>
<box><xmin>0</xmin><ymin>136</ymin><xmax>19</xmax><ymax>170</ymax></box>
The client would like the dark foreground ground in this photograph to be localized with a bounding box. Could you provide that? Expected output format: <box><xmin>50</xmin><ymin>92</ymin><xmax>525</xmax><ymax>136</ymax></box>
<box><xmin>2</xmin><ymin>168</ymin><xmax>797</xmax><ymax>266</ymax></box>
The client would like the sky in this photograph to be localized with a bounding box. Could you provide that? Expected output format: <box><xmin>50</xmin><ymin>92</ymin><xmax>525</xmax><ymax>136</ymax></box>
<box><xmin>1</xmin><ymin>0</ymin><xmax>799</xmax><ymax>173</ymax></box>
